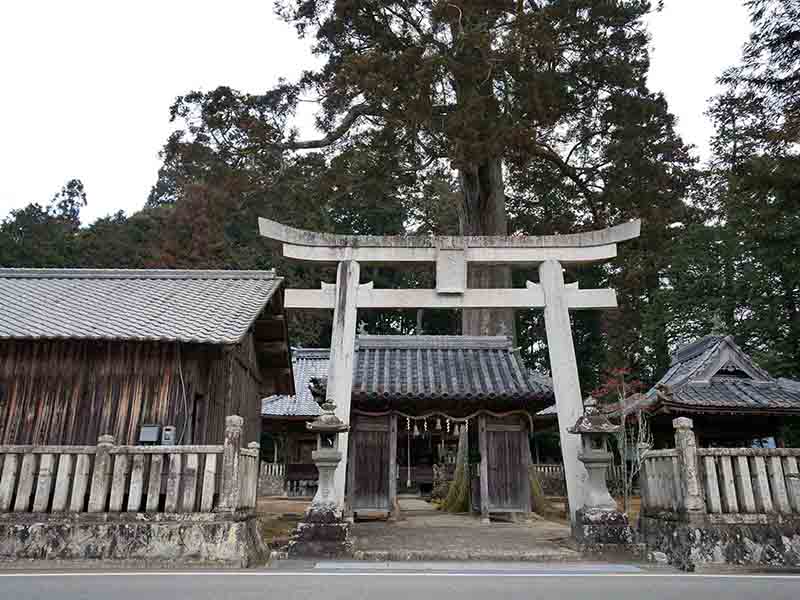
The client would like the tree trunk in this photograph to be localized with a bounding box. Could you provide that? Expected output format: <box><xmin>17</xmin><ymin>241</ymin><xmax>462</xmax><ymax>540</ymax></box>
<box><xmin>458</xmin><ymin>157</ymin><xmax>515</xmax><ymax>340</ymax></box>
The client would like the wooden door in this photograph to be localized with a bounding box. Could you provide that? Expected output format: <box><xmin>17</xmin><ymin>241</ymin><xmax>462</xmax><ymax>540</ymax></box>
<box><xmin>349</xmin><ymin>415</ymin><xmax>393</xmax><ymax>513</ymax></box>
<box><xmin>482</xmin><ymin>416</ymin><xmax>531</xmax><ymax>513</ymax></box>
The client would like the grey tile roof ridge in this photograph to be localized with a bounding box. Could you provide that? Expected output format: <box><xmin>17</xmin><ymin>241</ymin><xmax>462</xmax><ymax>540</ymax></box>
<box><xmin>0</xmin><ymin>273</ymin><xmax>282</xmax><ymax>344</ymax></box>
<box><xmin>0</xmin><ymin>268</ymin><xmax>279</xmax><ymax>280</ymax></box>
<box><xmin>778</xmin><ymin>378</ymin><xmax>800</xmax><ymax>393</ymax></box>
<box><xmin>669</xmin><ymin>334</ymin><xmax>724</xmax><ymax>366</ymax></box>
<box><xmin>355</xmin><ymin>334</ymin><xmax>512</xmax><ymax>350</ymax></box>
<box><xmin>291</xmin><ymin>347</ymin><xmax>331</xmax><ymax>357</ymax></box>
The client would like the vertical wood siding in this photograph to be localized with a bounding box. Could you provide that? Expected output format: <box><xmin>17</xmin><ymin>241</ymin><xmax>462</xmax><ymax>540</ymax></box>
<box><xmin>0</xmin><ymin>339</ymin><xmax>228</xmax><ymax>446</ymax></box>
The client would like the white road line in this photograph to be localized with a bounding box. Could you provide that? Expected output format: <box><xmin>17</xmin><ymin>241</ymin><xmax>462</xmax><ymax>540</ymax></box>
<box><xmin>0</xmin><ymin>572</ymin><xmax>799</xmax><ymax>579</ymax></box>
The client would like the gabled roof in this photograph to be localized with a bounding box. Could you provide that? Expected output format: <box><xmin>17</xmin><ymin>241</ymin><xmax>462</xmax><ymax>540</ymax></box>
<box><xmin>352</xmin><ymin>335</ymin><xmax>552</xmax><ymax>407</ymax></box>
<box><xmin>0</xmin><ymin>268</ymin><xmax>283</xmax><ymax>345</ymax></box>
<box><xmin>262</xmin><ymin>348</ymin><xmax>327</xmax><ymax>418</ymax></box>
<box><xmin>642</xmin><ymin>335</ymin><xmax>800</xmax><ymax>415</ymax></box>
<box><xmin>263</xmin><ymin>336</ymin><xmax>553</xmax><ymax>418</ymax></box>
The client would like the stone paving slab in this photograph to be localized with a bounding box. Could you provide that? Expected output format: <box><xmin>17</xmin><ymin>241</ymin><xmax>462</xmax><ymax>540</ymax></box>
<box><xmin>352</xmin><ymin>499</ymin><xmax>578</xmax><ymax>562</ymax></box>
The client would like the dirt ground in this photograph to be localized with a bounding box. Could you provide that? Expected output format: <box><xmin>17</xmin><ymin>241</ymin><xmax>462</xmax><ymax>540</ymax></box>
<box><xmin>255</xmin><ymin>497</ymin><xmax>311</xmax><ymax>550</ymax></box>
<box><xmin>544</xmin><ymin>495</ymin><xmax>642</xmax><ymax>523</ymax></box>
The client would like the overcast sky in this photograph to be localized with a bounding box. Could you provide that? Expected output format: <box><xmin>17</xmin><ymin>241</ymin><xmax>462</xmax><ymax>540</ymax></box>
<box><xmin>0</xmin><ymin>1</ymin><xmax>751</xmax><ymax>224</ymax></box>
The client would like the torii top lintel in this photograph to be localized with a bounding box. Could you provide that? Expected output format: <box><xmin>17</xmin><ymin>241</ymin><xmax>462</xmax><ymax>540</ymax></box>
<box><xmin>258</xmin><ymin>217</ymin><xmax>641</xmax><ymax>265</ymax></box>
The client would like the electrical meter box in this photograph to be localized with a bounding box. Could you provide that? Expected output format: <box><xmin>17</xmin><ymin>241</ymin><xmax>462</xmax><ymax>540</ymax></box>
<box><xmin>161</xmin><ymin>425</ymin><xmax>177</xmax><ymax>446</ymax></box>
<box><xmin>138</xmin><ymin>425</ymin><xmax>161</xmax><ymax>445</ymax></box>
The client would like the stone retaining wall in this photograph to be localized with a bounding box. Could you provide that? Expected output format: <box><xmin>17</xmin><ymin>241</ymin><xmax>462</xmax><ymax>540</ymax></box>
<box><xmin>0</xmin><ymin>512</ymin><xmax>266</xmax><ymax>567</ymax></box>
<box><xmin>639</xmin><ymin>514</ymin><xmax>800</xmax><ymax>571</ymax></box>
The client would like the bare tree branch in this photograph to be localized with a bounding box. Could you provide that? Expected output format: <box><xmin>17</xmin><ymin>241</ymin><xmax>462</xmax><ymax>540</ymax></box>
<box><xmin>277</xmin><ymin>104</ymin><xmax>379</xmax><ymax>151</ymax></box>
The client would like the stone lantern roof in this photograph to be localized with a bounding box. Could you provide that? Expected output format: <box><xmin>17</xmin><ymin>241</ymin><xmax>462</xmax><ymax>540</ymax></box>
<box><xmin>568</xmin><ymin>398</ymin><xmax>622</xmax><ymax>435</ymax></box>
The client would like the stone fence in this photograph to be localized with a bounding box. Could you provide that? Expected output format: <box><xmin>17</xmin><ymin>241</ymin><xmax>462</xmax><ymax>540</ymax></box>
<box><xmin>258</xmin><ymin>462</ymin><xmax>286</xmax><ymax>496</ymax></box>
<box><xmin>532</xmin><ymin>463</ymin><xmax>625</xmax><ymax>497</ymax></box>
<box><xmin>639</xmin><ymin>417</ymin><xmax>800</xmax><ymax>570</ymax></box>
<box><xmin>0</xmin><ymin>415</ymin><xmax>265</xmax><ymax>566</ymax></box>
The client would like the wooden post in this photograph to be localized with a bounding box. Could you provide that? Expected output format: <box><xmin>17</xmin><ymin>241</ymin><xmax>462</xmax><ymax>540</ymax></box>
<box><xmin>539</xmin><ymin>260</ymin><xmax>588</xmax><ymax>521</ymax></box>
<box><xmin>388</xmin><ymin>413</ymin><xmax>398</xmax><ymax>519</ymax></box>
<box><xmin>219</xmin><ymin>414</ymin><xmax>243</xmax><ymax>512</ymax></box>
<box><xmin>478</xmin><ymin>414</ymin><xmax>490</xmax><ymax>524</ymax></box>
<box><xmin>672</xmin><ymin>418</ymin><xmax>706</xmax><ymax>518</ymax></box>
<box><xmin>88</xmin><ymin>434</ymin><xmax>115</xmax><ymax>513</ymax></box>
<box><xmin>329</xmin><ymin>260</ymin><xmax>360</xmax><ymax>511</ymax></box>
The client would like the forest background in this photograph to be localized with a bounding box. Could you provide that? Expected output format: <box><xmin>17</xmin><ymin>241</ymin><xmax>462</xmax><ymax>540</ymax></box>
<box><xmin>1</xmin><ymin>1</ymin><xmax>797</xmax><ymax>439</ymax></box>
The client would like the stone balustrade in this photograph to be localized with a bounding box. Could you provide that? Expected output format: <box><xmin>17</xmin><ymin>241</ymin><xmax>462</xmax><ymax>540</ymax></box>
<box><xmin>639</xmin><ymin>418</ymin><xmax>800</xmax><ymax>570</ymax></box>
<box><xmin>641</xmin><ymin>419</ymin><xmax>800</xmax><ymax>521</ymax></box>
<box><xmin>0</xmin><ymin>416</ymin><xmax>259</xmax><ymax>515</ymax></box>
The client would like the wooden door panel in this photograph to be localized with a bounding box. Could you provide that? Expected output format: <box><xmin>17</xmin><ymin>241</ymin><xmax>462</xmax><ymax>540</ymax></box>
<box><xmin>351</xmin><ymin>416</ymin><xmax>391</xmax><ymax>510</ymax></box>
<box><xmin>485</xmin><ymin>418</ymin><xmax>529</xmax><ymax>511</ymax></box>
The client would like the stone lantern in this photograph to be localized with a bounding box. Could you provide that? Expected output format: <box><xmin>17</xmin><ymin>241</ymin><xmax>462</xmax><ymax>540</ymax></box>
<box><xmin>288</xmin><ymin>377</ymin><xmax>352</xmax><ymax>557</ymax></box>
<box><xmin>567</xmin><ymin>397</ymin><xmax>633</xmax><ymax>549</ymax></box>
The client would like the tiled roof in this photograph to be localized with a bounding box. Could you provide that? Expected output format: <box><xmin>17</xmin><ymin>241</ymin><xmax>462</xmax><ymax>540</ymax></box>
<box><xmin>352</xmin><ymin>335</ymin><xmax>552</xmax><ymax>403</ymax></box>
<box><xmin>263</xmin><ymin>336</ymin><xmax>553</xmax><ymax>418</ymax></box>
<box><xmin>0</xmin><ymin>268</ymin><xmax>282</xmax><ymax>345</ymax></box>
<box><xmin>642</xmin><ymin>335</ymin><xmax>800</xmax><ymax>415</ymax></box>
<box><xmin>262</xmin><ymin>349</ymin><xmax>327</xmax><ymax>417</ymax></box>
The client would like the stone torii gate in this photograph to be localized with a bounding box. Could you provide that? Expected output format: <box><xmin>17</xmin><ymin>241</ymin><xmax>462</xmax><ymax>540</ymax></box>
<box><xmin>259</xmin><ymin>217</ymin><xmax>641</xmax><ymax>521</ymax></box>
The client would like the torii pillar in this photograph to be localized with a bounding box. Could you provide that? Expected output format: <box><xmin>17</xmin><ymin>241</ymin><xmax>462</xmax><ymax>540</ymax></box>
<box><xmin>259</xmin><ymin>217</ymin><xmax>641</xmax><ymax>522</ymax></box>
<box><xmin>327</xmin><ymin>260</ymin><xmax>359</xmax><ymax>508</ymax></box>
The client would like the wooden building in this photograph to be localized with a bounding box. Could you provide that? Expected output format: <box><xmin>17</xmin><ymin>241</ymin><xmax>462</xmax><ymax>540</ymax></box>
<box><xmin>0</xmin><ymin>268</ymin><xmax>294</xmax><ymax>447</ymax></box>
<box><xmin>262</xmin><ymin>348</ymin><xmax>326</xmax><ymax>495</ymax></box>
<box><xmin>534</xmin><ymin>335</ymin><xmax>800</xmax><ymax>448</ymax></box>
<box><xmin>624</xmin><ymin>335</ymin><xmax>800</xmax><ymax>447</ymax></box>
<box><xmin>262</xmin><ymin>335</ymin><xmax>553</xmax><ymax>517</ymax></box>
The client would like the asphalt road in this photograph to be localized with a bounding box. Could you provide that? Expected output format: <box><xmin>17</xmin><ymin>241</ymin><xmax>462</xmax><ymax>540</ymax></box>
<box><xmin>2</xmin><ymin>564</ymin><xmax>799</xmax><ymax>600</ymax></box>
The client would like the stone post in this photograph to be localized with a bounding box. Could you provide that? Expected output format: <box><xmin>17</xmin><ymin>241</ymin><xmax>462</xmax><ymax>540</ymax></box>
<box><xmin>539</xmin><ymin>259</ymin><xmax>588</xmax><ymax>520</ymax></box>
<box><xmin>288</xmin><ymin>381</ymin><xmax>351</xmax><ymax>558</ymax></box>
<box><xmin>672</xmin><ymin>417</ymin><xmax>706</xmax><ymax>518</ymax></box>
<box><xmin>329</xmin><ymin>260</ymin><xmax>360</xmax><ymax>512</ymax></box>
<box><xmin>219</xmin><ymin>415</ymin><xmax>243</xmax><ymax>512</ymax></box>
<box><xmin>88</xmin><ymin>434</ymin><xmax>115</xmax><ymax>513</ymax></box>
